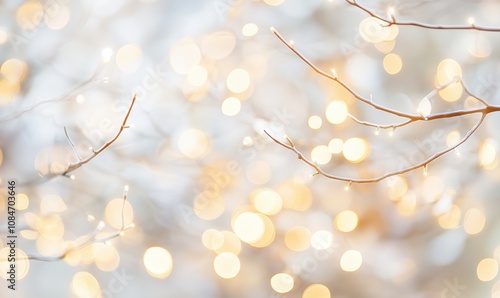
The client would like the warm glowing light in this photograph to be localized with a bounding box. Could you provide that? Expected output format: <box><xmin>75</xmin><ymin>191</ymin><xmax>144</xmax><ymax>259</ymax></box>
<box><xmin>278</xmin><ymin>181</ymin><xmax>313</xmax><ymax>211</ymax></box>
<box><xmin>171</xmin><ymin>38</ymin><xmax>201</xmax><ymax>74</ymax></box>
<box><xmin>311</xmin><ymin>230</ymin><xmax>334</xmax><ymax>250</ymax></box>
<box><xmin>342</xmin><ymin>138</ymin><xmax>370</xmax><ymax>163</ymax></box>
<box><xmin>194</xmin><ymin>193</ymin><xmax>225</xmax><ymax>220</ymax></box>
<box><xmin>105</xmin><ymin>198</ymin><xmax>134</xmax><ymax>230</ymax></box>
<box><xmin>285</xmin><ymin>226</ymin><xmax>311</xmax><ymax>251</ymax></box>
<box><xmin>0</xmin><ymin>248</ymin><xmax>29</xmax><ymax>279</ymax></box>
<box><xmin>15</xmin><ymin>193</ymin><xmax>29</xmax><ymax>210</ymax></box>
<box><xmin>464</xmin><ymin>208</ymin><xmax>486</xmax><ymax>235</ymax></box>
<box><xmin>374</xmin><ymin>40</ymin><xmax>396</xmax><ymax>54</ymax></box>
<box><xmin>477</xmin><ymin>258</ymin><xmax>498</xmax><ymax>282</ymax></box>
<box><xmin>252</xmin><ymin>188</ymin><xmax>283</xmax><ymax>215</ymax></box>
<box><xmin>438</xmin><ymin>82</ymin><xmax>463</xmax><ymax>102</ymax></box>
<box><xmin>1</xmin><ymin>59</ymin><xmax>28</xmax><ymax>82</ymax></box>
<box><xmin>92</xmin><ymin>243</ymin><xmax>120</xmax><ymax>271</ymax></box>
<box><xmin>144</xmin><ymin>247</ymin><xmax>173</xmax><ymax>278</ymax></box>
<box><xmin>71</xmin><ymin>272</ymin><xmax>100</xmax><ymax>298</ymax></box>
<box><xmin>41</xmin><ymin>194</ymin><xmax>67</xmax><ymax>214</ymax></box>
<box><xmin>417</xmin><ymin>96</ymin><xmax>432</xmax><ymax>118</ymax></box>
<box><xmin>335</xmin><ymin>210</ymin><xmax>358</xmax><ymax>232</ymax></box>
<box><xmin>308</xmin><ymin>115</ymin><xmax>322</xmax><ymax>129</ymax></box>
<box><xmin>446</xmin><ymin>130</ymin><xmax>461</xmax><ymax>147</ymax></box>
<box><xmin>359</xmin><ymin>17</ymin><xmax>391</xmax><ymax>43</ymax></box>
<box><xmin>214</xmin><ymin>252</ymin><xmax>240</xmax><ymax>279</ymax></box>
<box><xmin>44</xmin><ymin>5</ymin><xmax>70</xmax><ymax>30</ymax></box>
<box><xmin>116</xmin><ymin>44</ymin><xmax>143</xmax><ymax>74</ymax></box>
<box><xmin>311</xmin><ymin>145</ymin><xmax>332</xmax><ymax>165</ymax></box>
<box><xmin>178</xmin><ymin>128</ymin><xmax>210</xmax><ymax>159</ymax></box>
<box><xmin>340</xmin><ymin>250</ymin><xmax>363</xmax><ymax>272</ymax></box>
<box><xmin>101</xmin><ymin>47</ymin><xmax>113</xmax><ymax>62</ymax></box>
<box><xmin>16</xmin><ymin>1</ymin><xmax>44</xmax><ymax>30</ymax></box>
<box><xmin>397</xmin><ymin>192</ymin><xmax>417</xmax><ymax>216</ymax></box>
<box><xmin>438</xmin><ymin>204</ymin><xmax>461</xmax><ymax>229</ymax></box>
<box><xmin>246</xmin><ymin>160</ymin><xmax>272</xmax><ymax>185</ymax></box>
<box><xmin>227</xmin><ymin>68</ymin><xmax>251</xmax><ymax>93</ymax></box>
<box><xmin>233</xmin><ymin>212</ymin><xmax>265</xmax><ymax>243</ymax></box>
<box><xmin>303</xmin><ymin>284</ymin><xmax>331</xmax><ymax>298</ymax></box>
<box><xmin>328</xmin><ymin>138</ymin><xmax>343</xmax><ymax>154</ymax></box>
<box><xmin>387</xmin><ymin>176</ymin><xmax>408</xmax><ymax>201</ymax></box>
<box><xmin>325</xmin><ymin>100</ymin><xmax>348</xmax><ymax>124</ymax></box>
<box><xmin>436</xmin><ymin>59</ymin><xmax>462</xmax><ymax>85</ymax></box>
<box><xmin>383</xmin><ymin>53</ymin><xmax>402</xmax><ymax>75</ymax></box>
<box><xmin>468</xmin><ymin>17</ymin><xmax>475</xmax><ymax>25</ymax></box>
<box><xmin>201</xmin><ymin>31</ymin><xmax>236</xmax><ymax>60</ymax></box>
<box><xmin>242</xmin><ymin>23</ymin><xmax>259</xmax><ymax>37</ymax></box>
<box><xmin>221</xmin><ymin>97</ymin><xmax>241</xmax><ymax>116</ymax></box>
<box><xmin>270</xmin><ymin>273</ymin><xmax>294</xmax><ymax>293</ymax></box>
<box><xmin>479</xmin><ymin>139</ymin><xmax>497</xmax><ymax>168</ymax></box>
<box><xmin>187</xmin><ymin>65</ymin><xmax>208</xmax><ymax>86</ymax></box>
<box><xmin>264</xmin><ymin>0</ymin><xmax>285</xmax><ymax>6</ymax></box>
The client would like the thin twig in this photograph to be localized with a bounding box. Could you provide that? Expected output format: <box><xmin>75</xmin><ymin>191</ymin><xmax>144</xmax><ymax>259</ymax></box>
<box><xmin>60</xmin><ymin>94</ymin><xmax>137</xmax><ymax>177</ymax></box>
<box><xmin>345</xmin><ymin>0</ymin><xmax>500</xmax><ymax>32</ymax></box>
<box><xmin>25</xmin><ymin>187</ymin><xmax>133</xmax><ymax>262</ymax></box>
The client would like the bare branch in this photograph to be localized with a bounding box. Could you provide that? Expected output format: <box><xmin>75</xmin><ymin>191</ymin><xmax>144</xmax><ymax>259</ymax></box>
<box><xmin>345</xmin><ymin>0</ymin><xmax>500</xmax><ymax>32</ymax></box>
<box><xmin>60</xmin><ymin>94</ymin><xmax>137</xmax><ymax>177</ymax></box>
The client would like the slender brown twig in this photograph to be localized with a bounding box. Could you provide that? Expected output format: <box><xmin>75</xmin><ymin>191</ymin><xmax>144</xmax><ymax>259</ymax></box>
<box><xmin>266</xmin><ymin>28</ymin><xmax>500</xmax><ymax>183</ymax></box>
<box><xmin>345</xmin><ymin>0</ymin><xmax>500</xmax><ymax>32</ymax></box>
<box><xmin>60</xmin><ymin>94</ymin><xmax>137</xmax><ymax>177</ymax></box>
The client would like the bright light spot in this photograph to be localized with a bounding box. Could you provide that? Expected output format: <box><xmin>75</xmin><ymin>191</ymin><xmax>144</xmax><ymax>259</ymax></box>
<box><xmin>44</xmin><ymin>5</ymin><xmax>70</xmax><ymax>30</ymax></box>
<box><xmin>242</xmin><ymin>23</ymin><xmax>259</xmax><ymax>37</ymax></box>
<box><xmin>308</xmin><ymin>115</ymin><xmax>322</xmax><ymax>129</ymax></box>
<box><xmin>233</xmin><ymin>212</ymin><xmax>265</xmax><ymax>243</ymax></box>
<box><xmin>278</xmin><ymin>181</ymin><xmax>313</xmax><ymax>211</ymax></box>
<box><xmin>93</xmin><ymin>243</ymin><xmax>120</xmax><ymax>272</ymax></box>
<box><xmin>1</xmin><ymin>59</ymin><xmax>28</xmax><ymax>82</ymax></box>
<box><xmin>325</xmin><ymin>100</ymin><xmax>348</xmax><ymax>124</ymax></box>
<box><xmin>477</xmin><ymin>258</ymin><xmax>498</xmax><ymax>282</ymax></box>
<box><xmin>311</xmin><ymin>230</ymin><xmax>334</xmax><ymax>250</ymax></box>
<box><xmin>446</xmin><ymin>130</ymin><xmax>461</xmax><ymax>147</ymax></box>
<box><xmin>343</xmin><ymin>138</ymin><xmax>370</xmax><ymax>163</ymax></box>
<box><xmin>143</xmin><ymin>247</ymin><xmax>173</xmax><ymax>278</ymax></box>
<box><xmin>246</xmin><ymin>160</ymin><xmax>272</xmax><ymax>185</ymax></box>
<box><xmin>101</xmin><ymin>47</ymin><xmax>113</xmax><ymax>62</ymax></box>
<box><xmin>439</xmin><ymin>82</ymin><xmax>463</xmax><ymax>102</ymax></box>
<box><xmin>303</xmin><ymin>284</ymin><xmax>331</xmax><ymax>298</ymax></box>
<box><xmin>0</xmin><ymin>248</ymin><xmax>29</xmax><ymax>279</ymax></box>
<box><xmin>41</xmin><ymin>194</ymin><xmax>67</xmax><ymax>214</ymax></box>
<box><xmin>328</xmin><ymin>138</ymin><xmax>343</xmax><ymax>154</ymax></box>
<box><xmin>417</xmin><ymin>96</ymin><xmax>432</xmax><ymax>118</ymax></box>
<box><xmin>187</xmin><ymin>65</ymin><xmax>208</xmax><ymax>86</ymax></box>
<box><xmin>383</xmin><ymin>53</ymin><xmax>402</xmax><ymax>75</ymax></box>
<box><xmin>387</xmin><ymin>176</ymin><xmax>408</xmax><ymax>201</ymax></box>
<box><xmin>227</xmin><ymin>68</ymin><xmax>251</xmax><ymax>93</ymax></box>
<box><xmin>311</xmin><ymin>145</ymin><xmax>332</xmax><ymax>165</ymax></box>
<box><xmin>397</xmin><ymin>192</ymin><xmax>417</xmax><ymax>216</ymax></box>
<box><xmin>214</xmin><ymin>252</ymin><xmax>240</xmax><ymax>279</ymax></box>
<box><xmin>270</xmin><ymin>273</ymin><xmax>294</xmax><ymax>293</ymax></box>
<box><xmin>264</xmin><ymin>0</ymin><xmax>285</xmax><ymax>6</ymax></box>
<box><xmin>105</xmin><ymin>198</ymin><xmax>134</xmax><ymax>230</ymax></box>
<box><xmin>359</xmin><ymin>17</ymin><xmax>391</xmax><ymax>43</ymax></box>
<box><xmin>71</xmin><ymin>272</ymin><xmax>100</xmax><ymax>298</ymax></box>
<box><xmin>438</xmin><ymin>204</ymin><xmax>461</xmax><ymax>229</ymax></box>
<box><xmin>464</xmin><ymin>208</ymin><xmax>486</xmax><ymax>235</ymax></box>
<box><xmin>221</xmin><ymin>97</ymin><xmax>241</xmax><ymax>116</ymax></box>
<box><xmin>75</xmin><ymin>94</ymin><xmax>85</xmax><ymax>104</ymax></box>
<box><xmin>374</xmin><ymin>40</ymin><xmax>396</xmax><ymax>54</ymax></box>
<box><xmin>252</xmin><ymin>188</ymin><xmax>283</xmax><ymax>215</ymax></box>
<box><xmin>16</xmin><ymin>193</ymin><xmax>29</xmax><ymax>210</ymax></box>
<box><xmin>436</xmin><ymin>59</ymin><xmax>462</xmax><ymax>85</ymax></box>
<box><xmin>178</xmin><ymin>128</ymin><xmax>209</xmax><ymax>159</ymax></box>
<box><xmin>201</xmin><ymin>31</ymin><xmax>236</xmax><ymax>60</ymax></box>
<box><xmin>170</xmin><ymin>38</ymin><xmax>201</xmax><ymax>74</ymax></box>
<box><xmin>335</xmin><ymin>210</ymin><xmax>358</xmax><ymax>232</ymax></box>
<box><xmin>285</xmin><ymin>226</ymin><xmax>311</xmax><ymax>251</ymax></box>
<box><xmin>340</xmin><ymin>250</ymin><xmax>363</xmax><ymax>272</ymax></box>
<box><xmin>116</xmin><ymin>44</ymin><xmax>143</xmax><ymax>74</ymax></box>
<box><xmin>16</xmin><ymin>1</ymin><xmax>44</xmax><ymax>29</ymax></box>
<box><xmin>479</xmin><ymin>139</ymin><xmax>497</xmax><ymax>168</ymax></box>
<box><xmin>468</xmin><ymin>17</ymin><xmax>475</xmax><ymax>25</ymax></box>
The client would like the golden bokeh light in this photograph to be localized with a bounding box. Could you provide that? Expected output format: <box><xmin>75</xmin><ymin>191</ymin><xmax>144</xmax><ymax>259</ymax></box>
<box><xmin>340</xmin><ymin>250</ymin><xmax>363</xmax><ymax>272</ymax></box>
<box><xmin>477</xmin><ymin>258</ymin><xmax>498</xmax><ymax>282</ymax></box>
<box><xmin>285</xmin><ymin>226</ymin><xmax>311</xmax><ymax>252</ymax></box>
<box><xmin>308</xmin><ymin>115</ymin><xmax>322</xmax><ymax>129</ymax></box>
<box><xmin>242</xmin><ymin>23</ymin><xmax>259</xmax><ymax>37</ymax></box>
<box><xmin>397</xmin><ymin>192</ymin><xmax>417</xmax><ymax>216</ymax></box>
<box><xmin>374</xmin><ymin>40</ymin><xmax>396</xmax><ymax>54</ymax></box>
<box><xmin>16</xmin><ymin>193</ymin><xmax>29</xmax><ymax>210</ymax></box>
<box><xmin>438</xmin><ymin>204</ymin><xmax>461</xmax><ymax>229</ymax></box>
<box><xmin>92</xmin><ymin>243</ymin><xmax>120</xmax><ymax>272</ymax></box>
<box><xmin>221</xmin><ymin>97</ymin><xmax>241</xmax><ymax>116</ymax></box>
<box><xmin>343</xmin><ymin>138</ymin><xmax>370</xmax><ymax>163</ymax></box>
<box><xmin>1</xmin><ymin>59</ymin><xmax>28</xmax><ymax>82</ymax></box>
<box><xmin>359</xmin><ymin>17</ymin><xmax>391</xmax><ymax>43</ymax></box>
<box><xmin>303</xmin><ymin>284</ymin><xmax>331</xmax><ymax>298</ymax></box>
<box><xmin>325</xmin><ymin>100</ymin><xmax>348</xmax><ymax>124</ymax></box>
<box><xmin>479</xmin><ymin>139</ymin><xmax>497</xmax><ymax>169</ymax></box>
<box><xmin>383</xmin><ymin>53</ymin><xmax>402</xmax><ymax>75</ymax></box>
<box><xmin>436</xmin><ymin>58</ymin><xmax>462</xmax><ymax>85</ymax></box>
<box><xmin>387</xmin><ymin>176</ymin><xmax>408</xmax><ymax>201</ymax></box>
<box><xmin>0</xmin><ymin>78</ymin><xmax>20</xmax><ymax>105</ymax></box>
<box><xmin>214</xmin><ymin>231</ymin><xmax>242</xmax><ymax>255</ymax></box>
<box><xmin>335</xmin><ymin>210</ymin><xmax>358</xmax><ymax>232</ymax></box>
<box><xmin>446</xmin><ymin>130</ymin><xmax>461</xmax><ymax>147</ymax></box>
<box><xmin>213</xmin><ymin>252</ymin><xmax>240</xmax><ymax>279</ymax></box>
<box><xmin>116</xmin><ymin>44</ymin><xmax>143</xmax><ymax>74</ymax></box>
<box><xmin>16</xmin><ymin>1</ymin><xmax>44</xmax><ymax>30</ymax></box>
<box><xmin>251</xmin><ymin>188</ymin><xmax>283</xmax><ymax>215</ymax></box>
<box><xmin>328</xmin><ymin>138</ymin><xmax>343</xmax><ymax>154</ymax></box>
<box><xmin>144</xmin><ymin>246</ymin><xmax>173</xmax><ymax>279</ymax></box>
<box><xmin>71</xmin><ymin>271</ymin><xmax>100</xmax><ymax>298</ymax></box>
<box><xmin>105</xmin><ymin>198</ymin><xmax>134</xmax><ymax>230</ymax></box>
<box><xmin>264</xmin><ymin>0</ymin><xmax>285</xmax><ymax>6</ymax></box>
<box><xmin>41</xmin><ymin>194</ymin><xmax>67</xmax><ymax>214</ymax></box>
<box><xmin>464</xmin><ymin>208</ymin><xmax>486</xmax><ymax>235</ymax></box>
<box><xmin>270</xmin><ymin>273</ymin><xmax>294</xmax><ymax>293</ymax></box>
<box><xmin>438</xmin><ymin>82</ymin><xmax>463</xmax><ymax>102</ymax></box>
<box><xmin>311</xmin><ymin>230</ymin><xmax>334</xmax><ymax>250</ymax></box>
<box><xmin>277</xmin><ymin>181</ymin><xmax>313</xmax><ymax>211</ymax></box>
<box><xmin>202</xmin><ymin>229</ymin><xmax>219</xmax><ymax>250</ymax></box>
<box><xmin>44</xmin><ymin>5</ymin><xmax>70</xmax><ymax>30</ymax></box>
<box><xmin>187</xmin><ymin>65</ymin><xmax>208</xmax><ymax>86</ymax></box>
<box><xmin>311</xmin><ymin>145</ymin><xmax>332</xmax><ymax>165</ymax></box>
<box><xmin>227</xmin><ymin>68</ymin><xmax>251</xmax><ymax>93</ymax></box>
<box><xmin>194</xmin><ymin>193</ymin><xmax>225</xmax><ymax>220</ymax></box>
<box><xmin>233</xmin><ymin>211</ymin><xmax>265</xmax><ymax>243</ymax></box>
<box><xmin>170</xmin><ymin>38</ymin><xmax>201</xmax><ymax>74</ymax></box>
<box><xmin>249</xmin><ymin>213</ymin><xmax>275</xmax><ymax>248</ymax></box>
<box><xmin>0</xmin><ymin>247</ymin><xmax>29</xmax><ymax>280</ymax></box>
<box><xmin>201</xmin><ymin>31</ymin><xmax>236</xmax><ymax>60</ymax></box>
<box><xmin>178</xmin><ymin>128</ymin><xmax>210</xmax><ymax>159</ymax></box>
